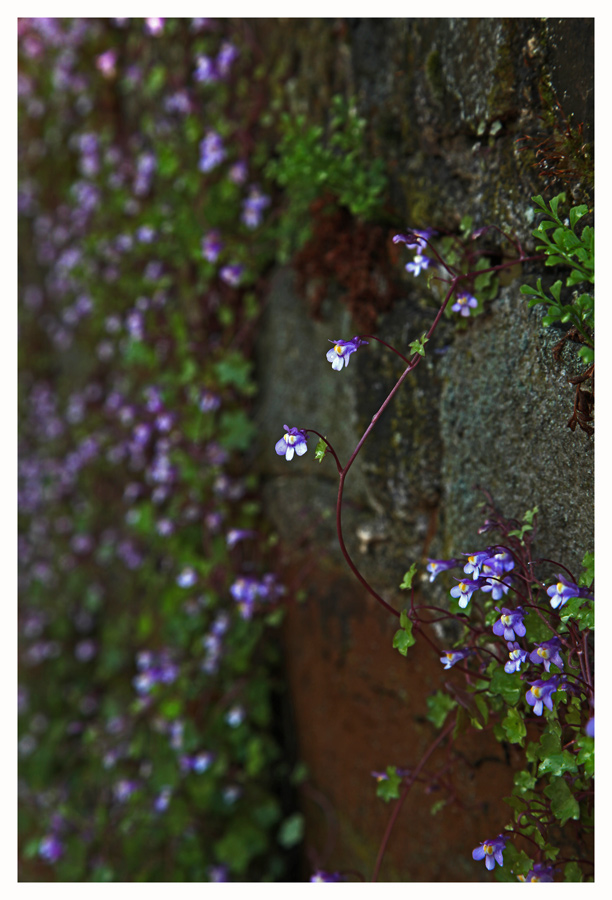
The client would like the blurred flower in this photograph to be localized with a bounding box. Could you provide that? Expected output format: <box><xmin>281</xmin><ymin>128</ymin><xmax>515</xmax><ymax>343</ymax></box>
<box><xmin>39</xmin><ymin>834</ymin><xmax>63</xmax><ymax>863</ymax></box>
<box><xmin>145</xmin><ymin>18</ymin><xmax>164</xmax><ymax>35</ymax></box>
<box><xmin>201</xmin><ymin>230</ymin><xmax>223</xmax><ymax>263</ymax></box>
<box><xmin>405</xmin><ymin>253</ymin><xmax>431</xmax><ymax>276</ymax></box>
<box><xmin>546</xmin><ymin>574</ymin><xmax>584</xmax><ymax>610</ymax></box>
<box><xmin>311</xmin><ymin>871</ymin><xmax>345</xmax><ymax>882</ymax></box>
<box><xmin>440</xmin><ymin>648</ymin><xmax>471</xmax><ymax>669</ymax></box>
<box><xmin>199</xmin><ymin>131</ymin><xmax>226</xmax><ymax>172</ymax></box>
<box><xmin>177</xmin><ymin>567</ymin><xmax>197</xmax><ymax>588</ymax></box>
<box><xmin>96</xmin><ymin>49</ymin><xmax>117</xmax><ymax>78</ymax></box>
<box><xmin>219</xmin><ymin>263</ymin><xmax>244</xmax><ymax>286</ymax></box>
<box><xmin>519</xmin><ymin>864</ymin><xmax>555</xmax><ymax>882</ymax></box>
<box><xmin>451</xmin><ymin>292</ymin><xmax>478</xmax><ymax>316</ymax></box>
<box><xmin>426</xmin><ymin>558</ymin><xmax>459</xmax><ymax>582</ymax></box>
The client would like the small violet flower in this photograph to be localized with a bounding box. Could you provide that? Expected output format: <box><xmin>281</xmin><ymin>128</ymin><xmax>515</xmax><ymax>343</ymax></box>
<box><xmin>546</xmin><ymin>574</ymin><xmax>584</xmax><ymax>610</ymax></box>
<box><xmin>275</xmin><ymin>425</ymin><xmax>308</xmax><ymax>462</ymax></box>
<box><xmin>219</xmin><ymin>264</ymin><xmax>243</xmax><ymax>287</ymax></box>
<box><xmin>201</xmin><ymin>230</ymin><xmax>223</xmax><ymax>263</ymax></box>
<box><xmin>519</xmin><ymin>864</ymin><xmax>555</xmax><ymax>882</ymax></box>
<box><xmin>451</xmin><ymin>292</ymin><xmax>478</xmax><ymax>316</ymax></box>
<box><xmin>310</xmin><ymin>871</ymin><xmax>345</xmax><ymax>882</ymax></box>
<box><xmin>529</xmin><ymin>636</ymin><xmax>564</xmax><ymax>672</ymax></box>
<box><xmin>472</xmin><ymin>834</ymin><xmax>507</xmax><ymax>870</ymax></box>
<box><xmin>405</xmin><ymin>253</ymin><xmax>431</xmax><ymax>277</ymax></box>
<box><xmin>326</xmin><ymin>336</ymin><xmax>368</xmax><ymax>371</ymax></box>
<box><xmin>492</xmin><ymin>606</ymin><xmax>526</xmax><ymax>641</ymax></box>
<box><xmin>450</xmin><ymin>578</ymin><xmax>483</xmax><ymax>609</ymax></box>
<box><xmin>462</xmin><ymin>551</ymin><xmax>492</xmax><ymax>579</ymax></box>
<box><xmin>39</xmin><ymin>834</ymin><xmax>63</xmax><ymax>863</ymax></box>
<box><xmin>440</xmin><ymin>648</ymin><xmax>471</xmax><ymax>669</ymax></box>
<box><xmin>426</xmin><ymin>558</ymin><xmax>458</xmax><ymax>582</ymax></box>
<box><xmin>526</xmin><ymin>676</ymin><xmax>559</xmax><ymax>716</ymax></box>
<box><xmin>504</xmin><ymin>642</ymin><xmax>529</xmax><ymax>674</ymax></box>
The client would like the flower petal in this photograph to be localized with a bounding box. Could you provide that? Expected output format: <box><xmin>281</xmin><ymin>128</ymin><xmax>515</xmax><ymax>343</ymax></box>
<box><xmin>274</xmin><ymin>438</ymin><xmax>287</xmax><ymax>456</ymax></box>
<box><xmin>295</xmin><ymin>441</ymin><xmax>307</xmax><ymax>456</ymax></box>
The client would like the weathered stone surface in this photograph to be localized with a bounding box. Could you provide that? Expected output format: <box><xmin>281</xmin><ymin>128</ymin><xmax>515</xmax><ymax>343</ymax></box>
<box><xmin>254</xmin><ymin>17</ymin><xmax>593</xmax><ymax>881</ymax></box>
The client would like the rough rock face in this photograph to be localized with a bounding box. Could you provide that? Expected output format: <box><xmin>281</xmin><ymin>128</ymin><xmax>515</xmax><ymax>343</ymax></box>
<box><xmin>254</xmin><ymin>18</ymin><xmax>593</xmax><ymax>881</ymax></box>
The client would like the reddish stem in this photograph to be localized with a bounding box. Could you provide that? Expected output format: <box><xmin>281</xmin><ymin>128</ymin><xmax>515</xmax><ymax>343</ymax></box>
<box><xmin>371</xmin><ymin>718</ymin><xmax>455</xmax><ymax>882</ymax></box>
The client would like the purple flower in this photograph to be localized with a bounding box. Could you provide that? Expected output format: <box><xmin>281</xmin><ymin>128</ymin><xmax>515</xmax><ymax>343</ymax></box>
<box><xmin>194</xmin><ymin>55</ymin><xmax>217</xmax><ymax>83</ymax></box>
<box><xmin>586</xmin><ymin>716</ymin><xmax>594</xmax><ymax>738</ymax></box>
<box><xmin>96</xmin><ymin>49</ymin><xmax>117</xmax><ymax>78</ymax></box>
<box><xmin>504</xmin><ymin>641</ymin><xmax>529</xmax><ymax>674</ymax></box>
<box><xmin>310</xmin><ymin>871</ymin><xmax>345</xmax><ymax>882</ymax></box>
<box><xmin>199</xmin><ymin>131</ymin><xmax>226</xmax><ymax>172</ymax></box>
<box><xmin>217</xmin><ymin>42</ymin><xmax>239</xmax><ymax>76</ymax></box>
<box><xmin>241</xmin><ymin>185</ymin><xmax>270</xmax><ymax>228</ymax></box>
<box><xmin>520</xmin><ymin>864</ymin><xmax>555</xmax><ymax>882</ymax></box>
<box><xmin>226</xmin><ymin>529</ymin><xmax>255</xmax><ymax>549</ymax></box>
<box><xmin>426</xmin><ymin>558</ymin><xmax>459</xmax><ymax>582</ymax></box>
<box><xmin>450</xmin><ymin>578</ymin><xmax>483</xmax><ymax>609</ymax></box>
<box><xmin>201</xmin><ymin>229</ymin><xmax>223</xmax><ymax>262</ymax></box>
<box><xmin>229</xmin><ymin>161</ymin><xmax>247</xmax><ymax>184</ymax></box>
<box><xmin>526</xmin><ymin>676</ymin><xmax>559</xmax><ymax>716</ymax></box>
<box><xmin>405</xmin><ymin>253</ymin><xmax>431</xmax><ymax>277</ymax></box>
<box><xmin>177</xmin><ymin>567</ymin><xmax>197</xmax><ymax>588</ymax></box>
<box><xmin>392</xmin><ymin>229</ymin><xmax>434</xmax><ymax>247</ymax></box>
<box><xmin>275</xmin><ymin>425</ymin><xmax>308</xmax><ymax>462</ymax></box>
<box><xmin>472</xmin><ymin>834</ymin><xmax>507</xmax><ymax>870</ymax></box>
<box><xmin>219</xmin><ymin>264</ymin><xmax>244</xmax><ymax>287</ymax></box>
<box><xmin>153</xmin><ymin>786</ymin><xmax>172</xmax><ymax>813</ymax></box>
<box><xmin>145</xmin><ymin>17</ymin><xmax>164</xmax><ymax>35</ymax></box>
<box><xmin>451</xmin><ymin>292</ymin><xmax>478</xmax><ymax>316</ymax></box>
<box><xmin>492</xmin><ymin>607</ymin><xmax>527</xmax><ymax>641</ymax></box>
<box><xmin>462</xmin><ymin>551</ymin><xmax>492</xmax><ymax>579</ymax></box>
<box><xmin>39</xmin><ymin>834</ymin><xmax>63</xmax><ymax>863</ymax></box>
<box><xmin>225</xmin><ymin>705</ymin><xmax>245</xmax><ymax>728</ymax></box>
<box><xmin>529</xmin><ymin>637</ymin><xmax>564</xmax><ymax>672</ymax></box>
<box><xmin>208</xmin><ymin>865</ymin><xmax>228</xmax><ymax>882</ymax></box>
<box><xmin>546</xmin><ymin>574</ymin><xmax>582</xmax><ymax>610</ymax></box>
<box><xmin>326</xmin><ymin>336</ymin><xmax>369</xmax><ymax>371</ymax></box>
<box><xmin>114</xmin><ymin>779</ymin><xmax>138</xmax><ymax>802</ymax></box>
<box><xmin>440</xmin><ymin>648</ymin><xmax>471</xmax><ymax>669</ymax></box>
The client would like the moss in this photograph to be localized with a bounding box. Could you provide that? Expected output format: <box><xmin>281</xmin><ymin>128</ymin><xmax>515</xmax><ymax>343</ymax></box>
<box><xmin>424</xmin><ymin>48</ymin><xmax>445</xmax><ymax>104</ymax></box>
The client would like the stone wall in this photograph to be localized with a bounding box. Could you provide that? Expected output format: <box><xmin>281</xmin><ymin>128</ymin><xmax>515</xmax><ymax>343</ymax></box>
<box><xmin>254</xmin><ymin>18</ymin><xmax>593</xmax><ymax>882</ymax></box>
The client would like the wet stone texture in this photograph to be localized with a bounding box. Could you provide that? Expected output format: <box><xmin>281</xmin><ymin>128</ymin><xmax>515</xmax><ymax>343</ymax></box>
<box><xmin>253</xmin><ymin>18</ymin><xmax>593</xmax><ymax>881</ymax></box>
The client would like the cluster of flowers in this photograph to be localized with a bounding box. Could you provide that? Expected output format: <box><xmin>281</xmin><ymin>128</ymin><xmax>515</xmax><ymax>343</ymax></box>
<box><xmin>431</xmin><ymin>552</ymin><xmax>592</xmax><ymax>717</ymax></box>
<box><xmin>392</xmin><ymin>230</ymin><xmax>478</xmax><ymax>316</ymax></box>
<box><xmin>18</xmin><ymin>16</ymin><xmax>290</xmax><ymax>882</ymax></box>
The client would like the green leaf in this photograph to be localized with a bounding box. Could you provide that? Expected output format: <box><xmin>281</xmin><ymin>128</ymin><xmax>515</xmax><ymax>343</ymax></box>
<box><xmin>314</xmin><ymin>437</ymin><xmax>328</xmax><ymax>463</ymax></box>
<box><xmin>502</xmin><ymin>706</ymin><xmax>527</xmax><ymax>744</ymax></box>
<box><xmin>392</xmin><ymin>620</ymin><xmax>415</xmax><ymax>656</ymax></box>
<box><xmin>426</xmin><ymin>691</ymin><xmax>456</xmax><ymax>729</ymax></box>
<box><xmin>489</xmin><ymin>667</ymin><xmax>522</xmax><ymax>705</ymax></box>
<box><xmin>409</xmin><ymin>333</ymin><xmax>429</xmax><ymax>357</ymax></box>
<box><xmin>277</xmin><ymin>813</ymin><xmax>304</xmax><ymax>848</ymax></box>
<box><xmin>213</xmin><ymin>352</ymin><xmax>255</xmax><ymax>394</ymax></box>
<box><xmin>375</xmin><ymin>766</ymin><xmax>403</xmax><ymax>802</ymax></box>
<box><xmin>564</xmin><ymin>861</ymin><xmax>583</xmax><ymax>882</ymax></box>
<box><xmin>578</xmin><ymin>551</ymin><xmax>594</xmax><ymax>588</ymax></box>
<box><xmin>400</xmin><ymin>563</ymin><xmax>418</xmax><ymax>590</ymax></box>
<box><xmin>570</xmin><ymin>205</ymin><xmax>588</xmax><ymax>229</ymax></box>
<box><xmin>544</xmin><ymin>776</ymin><xmax>580</xmax><ymax>824</ymax></box>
